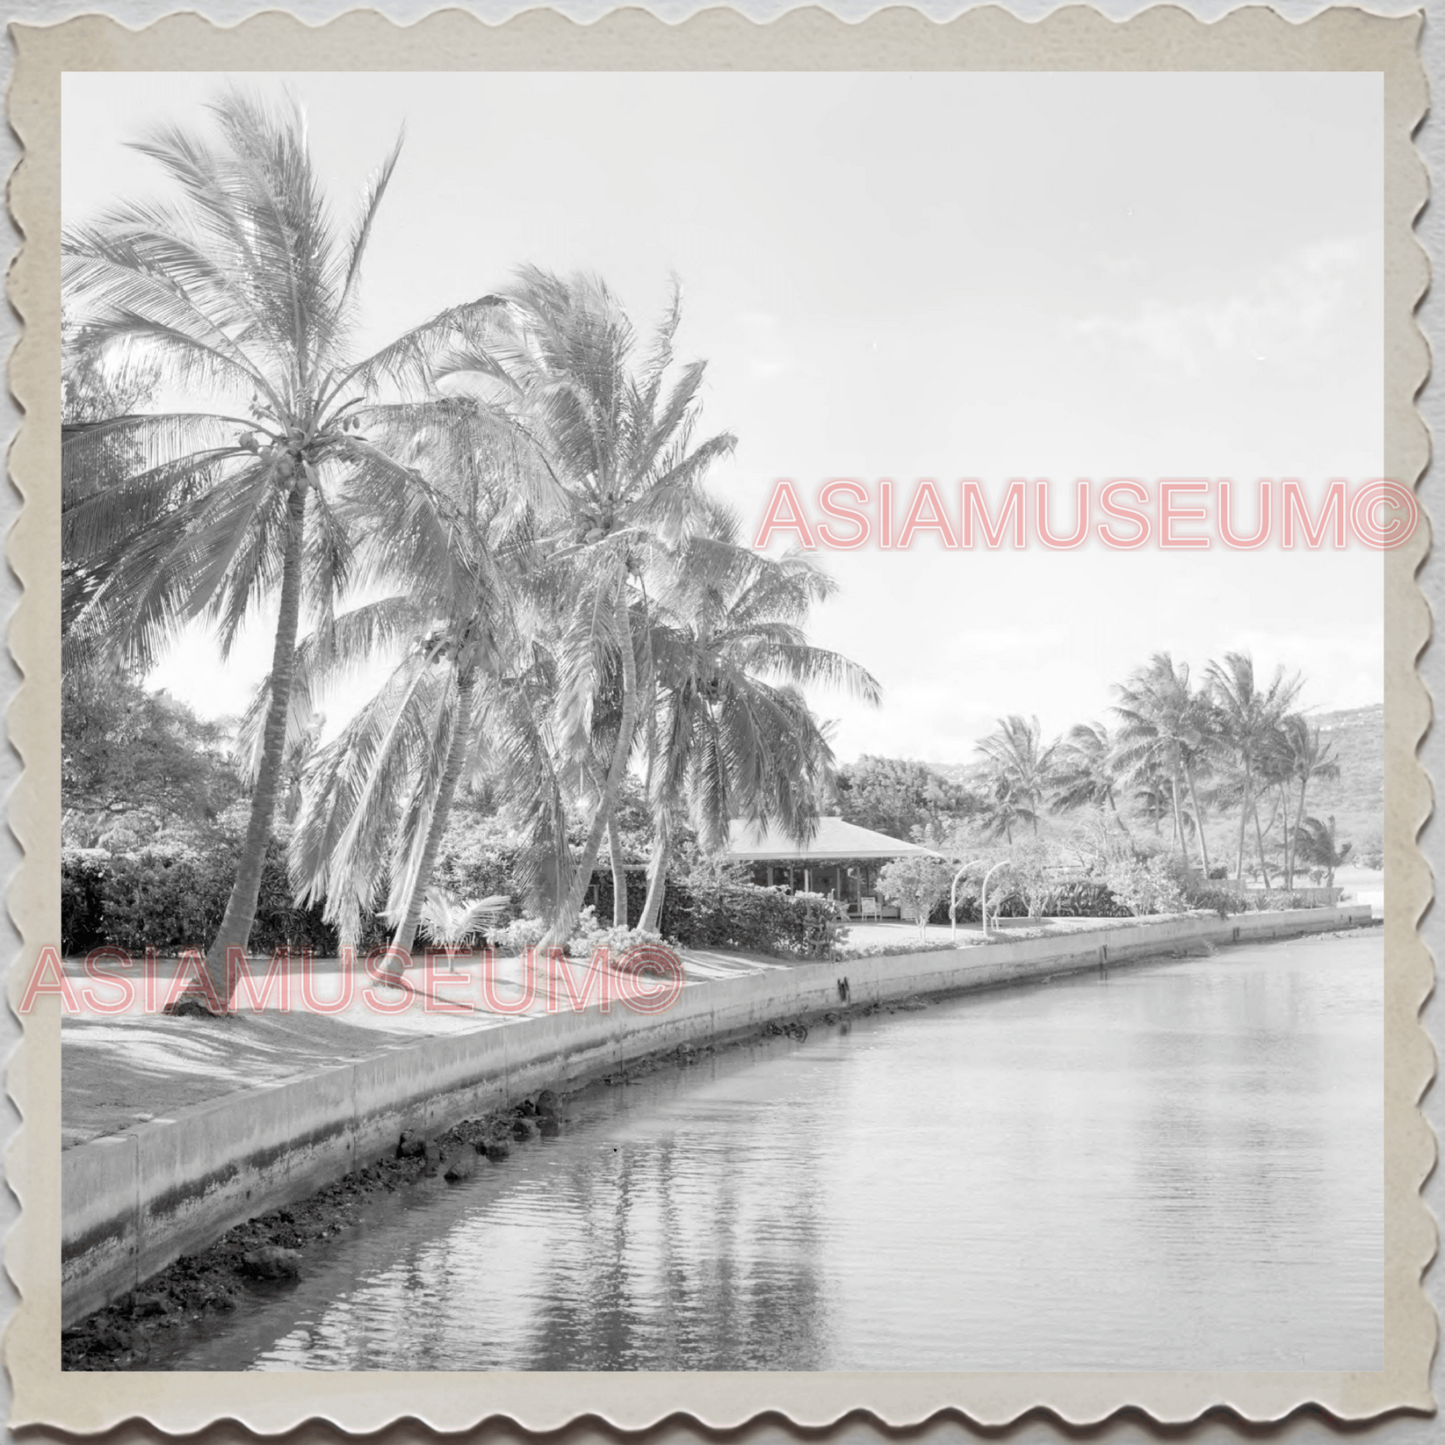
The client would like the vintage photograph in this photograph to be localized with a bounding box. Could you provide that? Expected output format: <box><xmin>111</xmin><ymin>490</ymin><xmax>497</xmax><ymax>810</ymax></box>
<box><xmin>52</xmin><ymin>65</ymin><xmax>1391</xmax><ymax>1377</ymax></box>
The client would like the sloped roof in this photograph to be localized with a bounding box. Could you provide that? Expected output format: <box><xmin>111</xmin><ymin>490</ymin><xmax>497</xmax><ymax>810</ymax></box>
<box><xmin>725</xmin><ymin>816</ymin><xmax>940</xmax><ymax>862</ymax></box>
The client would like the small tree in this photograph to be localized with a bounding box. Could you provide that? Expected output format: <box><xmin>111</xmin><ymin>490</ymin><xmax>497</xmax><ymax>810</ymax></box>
<box><xmin>1006</xmin><ymin>837</ymin><xmax>1062</xmax><ymax>919</ymax></box>
<box><xmin>877</xmin><ymin>855</ymin><xmax>955</xmax><ymax>940</ymax></box>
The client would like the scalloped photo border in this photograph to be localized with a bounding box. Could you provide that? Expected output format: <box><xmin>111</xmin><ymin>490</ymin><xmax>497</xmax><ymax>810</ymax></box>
<box><xmin>3</xmin><ymin>4</ymin><xmax>1434</xmax><ymax>1432</ymax></box>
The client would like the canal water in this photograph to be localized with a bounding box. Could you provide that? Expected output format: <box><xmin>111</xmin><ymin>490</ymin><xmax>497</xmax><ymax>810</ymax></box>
<box><xmin>159</xmin><ymin>930</ymin><xmax>1383</xmax><ymax>1372</ymax></box>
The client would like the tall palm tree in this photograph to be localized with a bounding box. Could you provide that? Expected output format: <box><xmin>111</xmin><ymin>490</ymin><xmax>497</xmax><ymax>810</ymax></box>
<box><xmin>273</xmin><ymin>408</ymin><xmax>562</xmax><ymax>964</ymax></box>
<box><xmin>1271</xmin><ymin>715</ymin><xmax>1341</xmax><ymax>888</ymax></box>
<box><xmin>637</xmin><ymin>507</ymin><xmax>880</xmax><ymax>931</ymax></box>
<box><xmin>976</xmin><ymin>715</ymin><xmax>1056</xmax><ymax>842</ymax></box>
<box><xmin>1049</xmin><ymin>721</ymin><xmax>1133</xmax><ymax>844</ymax></box>
<box><xmin>440</xmin><ymin>269</ymin><xmax>738</xmax><ymax>946</ymax></box>
<box><xmin>1112</xmin><ymin>654</ymin><xmax>1213</xmax><ymax>874</ymax></box>
<box><xmin>1205</xmin><ymin>652</ymin><xmax>1302</xmax><ymax>885</ymax></box>
<box><xmin>1129</xmin><ymin>759</ymin><xmax>1176</xmax><ymax>838</ymax></box>
<box><xmin>285</xmin><ymin>612</ymin><xmax>564</xmax><ymax>960</ymax></box>
<box><xmin>61</xmin><ymin>91</ymin><xmax>499</xmax><ymax>1007</ymax></box>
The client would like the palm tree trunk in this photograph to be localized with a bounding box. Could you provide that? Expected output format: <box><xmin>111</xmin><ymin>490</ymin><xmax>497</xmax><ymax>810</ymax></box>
<box><xmin>1170</xmin><ymin>771</ymin><xmax>1192</xmax><ymax>869</ymax></box>
<box><xmin>391</xmin><ymin>666</ymin><xmax>478</xmax><ymax>958</ymax></box>
<box><xmin>1183</xmin><ymin>765</ymin><xmax>1210</xmax><ymax>877</ymax></box>
<box><xmin>1293</xmin><ymin>775</ymin><xmax>1312</xmax><ymax>887</ymax></box>
<box><xmin>545</xmin><ymin>588</ymin><xmax>640</xmax><ymax>947</ymax></box>
<box><xmin>1235</xmin><ymin>766</ymin><xmax>1251</xmax><ymax>883</ymax></box>
<box><xmin>607</xmin><ymin>810</ymin><xmax>628</xmax><ymax>927</ymax></box>
<box><xmin>1107</xmin><ymin>792</ymin><xmax>1134</xmax><ymax>847</ymax></box>
<box><xmin>1252</xmin><ymin>795</ymin><xmax>1273</xmax><ymax>889</ymax></box>
<box><xmin>193</xmin><ymin>485</ymin><xmax>308</xmax><ymax>1013</ymax></box>
<box><xmin>640</xmin><ymin>811</ymin><xmax>671</xmax><ymax>932</ymax></box>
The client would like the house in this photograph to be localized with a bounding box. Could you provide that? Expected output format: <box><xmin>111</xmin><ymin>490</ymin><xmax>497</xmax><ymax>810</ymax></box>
<box><xmin>725</xmin><ymin>816</ymin><xmax>941</xmax><ymax>919</ymax></box>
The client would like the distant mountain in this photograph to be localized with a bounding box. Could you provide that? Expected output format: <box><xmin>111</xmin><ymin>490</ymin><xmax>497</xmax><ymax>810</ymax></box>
<box><xmin>927</xmin><ymin>759</ymin><xmax>984</xmax><ymax>788</ymax></box>
<box><xmin>1301</xmin><ymin>703</ymin><xmax>1383</xmax><ymax>856</ymax></box>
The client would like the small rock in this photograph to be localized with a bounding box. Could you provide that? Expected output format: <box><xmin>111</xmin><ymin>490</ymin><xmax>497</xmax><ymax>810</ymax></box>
<box><xmin>538</xmin><ymin>1115</ymin><xmax>560</xmax><ymax>1137</ymax></box>
<box><xmin>241</xmin><ymin>1246</ymin><xmax>301</xmax><ymax>1280</ymax></box>
<box><xmin>485</xmin><ymin>1141</ymin><xmax>511</xmax><ymax>1162</ymax></box>
<box><xmin>132</xmin><ymin>1294</ymin><xmax>168</xmax><ymax>1317</ymax></box>
<box><xmin>514</xmin><ymin>1099</ymin><xmax>537</xmax><ymax>1118</ymax></box>
<box><xmin>535</xmin><ymin>1089</ymin><xmax>559</xmax><ymax>1118</ymax></box>
<box><xmin>397</xmin><ymin>1130</ymin><xmax>426</xmax><ymax>1158</ymax></box>
<box><xmin>442</xmin><ymin>1149</ymin><xmax>477</xmax><ymax>1182</ymax></box>
<box><xmin>511</xmin><ymin>1117</ymin><xmax>535</xmax><ymax>1141</ymax></box>
<box><xmin>423</xmin><ymin>1139</ymin><xmax>443</xmax><ymax>1164</ymax></box>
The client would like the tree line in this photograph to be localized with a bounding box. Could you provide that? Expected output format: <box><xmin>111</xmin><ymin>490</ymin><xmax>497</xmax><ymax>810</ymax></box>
<box><xmin>61</xmin><ymin>92</ymin><xmax>877</xmax><ymax>1009</ymax></box>
<box><xmin>835</xmin><ymin>650</ymin><xmax>1360</xmax><ymax>893</ymax></box>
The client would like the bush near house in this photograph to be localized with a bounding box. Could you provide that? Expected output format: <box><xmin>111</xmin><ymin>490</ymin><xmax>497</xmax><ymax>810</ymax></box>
<box><xmin>61</xmin><ymin>846</ymin><xmax>849</xmax><ymax>961</ymax></box>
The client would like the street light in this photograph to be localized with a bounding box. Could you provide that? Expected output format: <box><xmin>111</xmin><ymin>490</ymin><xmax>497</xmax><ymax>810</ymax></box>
<box><xmin>980</xmin><ymin>860</ymin><xmax>1012</xmax><ymax>940</ymax></box>
<box><xmin>950</xmin><ymin>859</ymin><xmax>986</xmax><ymax>943</ymax></box>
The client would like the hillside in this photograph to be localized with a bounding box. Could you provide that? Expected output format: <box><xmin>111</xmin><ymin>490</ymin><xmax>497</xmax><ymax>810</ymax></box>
<box><xmin>1300</xmin><ymin>704</ymin><xmax>1383</xmax><ymax>860</ymax></box>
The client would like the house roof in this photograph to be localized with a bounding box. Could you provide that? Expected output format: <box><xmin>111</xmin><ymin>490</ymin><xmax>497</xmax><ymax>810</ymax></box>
<box><xmin>725</xmin><ymin>816</ymin><xmax>940</xmax><ymax>862</ymax></box>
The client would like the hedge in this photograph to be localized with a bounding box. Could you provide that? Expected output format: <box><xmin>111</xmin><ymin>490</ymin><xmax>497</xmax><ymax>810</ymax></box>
<box><xmin>62</xmin><ymin>842</ymin><xmax>339</xmax><ymax>957</ymax></box>
<box><xmin>927</xmin><ymin>879</ymin><xmax>1132</xmax><ymax>925</ymax></box>
<box><xmin>589</xmin><ymin>869</ymin><xmax>845</xmax><ymax>958</ymax></box>
<box><xmin>62</xmin><ymin>846</ymin><xmax>848</xmax><ymax>961</ymax></box>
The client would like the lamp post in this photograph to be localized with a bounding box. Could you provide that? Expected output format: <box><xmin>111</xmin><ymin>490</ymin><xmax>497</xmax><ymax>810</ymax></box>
<box><xmin>950</xmin><ymin>859</ymin><xmax>986</xmax><ymax>943</ymax></box>
<box><xmin>980</xmin><ymin>860</ymin><xmax>1011</xmax><ymax>940</ymax></box>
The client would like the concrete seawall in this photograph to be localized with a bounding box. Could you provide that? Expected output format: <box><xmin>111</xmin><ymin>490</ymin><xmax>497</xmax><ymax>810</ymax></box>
<box><xmin>61</xmin><ymin>905</ymin><xmax>1372</xmax><ymax>1326</ymax></box>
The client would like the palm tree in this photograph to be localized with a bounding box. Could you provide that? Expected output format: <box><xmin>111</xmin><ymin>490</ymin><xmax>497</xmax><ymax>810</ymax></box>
<box><xmin>61</xmin><ymin>91</ymin><xmax>499</xmax><ymax>1007</ymax></box>
<box><xmin>1049</xmin><ymin>721</ymin><xmax>1133</xmax><ymax>844</ymax></box>
<box><xmin>1205</xmin><ymin>652</ymin><xmax>1302</xmax><ymax>886</ymax></box>
<box><xmin>637</xmin><ymin>506</ymin><xmax>880</xmax><ymax>931</ymax></box>
<box><xmin>440</xmin><ymin>270</ymin><xmax>738</xmax><ymax>946</ymax></box>
<box><xmin>275</xmin><ymin>410</ymin><xmax>566</xmax><ymax>965</ymax></box>
<box><xmin>1127</xmin><ymin>757</ymin><xmax>1174</xmax><ymax>838</ymax></box>
<box><xmin>1294</xmin><ymin>814</ymin><xmax>1352</xmax><ymax>888</ymax></box>
<box><xmin>1112</xmin><ymin>654</ymin><xmax>1213</xmax><ymax>874</ymax></box>
<box><xmin>1270</xmin><ymin>715</ymin><xmax>1341</xmax><ymax>888</ymax></box>
<box><xmin>976</xmin><ymin>715</ymin><xmax>1056</xmax><ymax>842</ymax></box>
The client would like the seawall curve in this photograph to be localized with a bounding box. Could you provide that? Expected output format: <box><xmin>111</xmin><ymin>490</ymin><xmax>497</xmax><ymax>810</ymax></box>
<box><xmin>61</xmin><ymin>905</ymin><xmax>1373</xmax><ymax>1326</ymax></box>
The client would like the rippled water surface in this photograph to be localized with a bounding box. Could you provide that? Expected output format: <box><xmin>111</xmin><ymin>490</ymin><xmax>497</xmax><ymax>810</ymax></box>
<box><xmin>163</xmin><ymin>931</ymin><xmax>1383</xmax><ymax>1371</ymax></box>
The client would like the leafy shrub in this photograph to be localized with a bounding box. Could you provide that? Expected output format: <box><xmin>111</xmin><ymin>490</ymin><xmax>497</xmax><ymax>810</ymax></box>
<box><xmin>570</xmin><ymin>906</ymin><xmax>664</xmax><ymax>959</ymax></box>
<box><xmin>429</xmin><ymin>835</ymin><xmax>526</xmax><ymax>915</ymax></box>
<box><xmin>91</xmin><ymin>845</ymin><xmax>232</xmax><ymax>954</ymax></box>
<box><xmin>61</xmin><ymin>838</ymin><xmax>338</xmax><ymax>956</ymax></box>
<box><xmin>928</xmin><ymin>877</ymin><xmax>1129</xmax><ymax>924</ymax></box>
<box><xmin>496</xmin><ymin>916</ymin><xmax>549</xmax><ymax>954</ymax></box>
<box><xmin>1237</xmin><ymin>889</ymin><xmax>1330</xmax><ymax>912</ymax></box>
<box><xmin>60</xmin><ymin>848</ymin><xmax>109</xmax><ymax>956</ymax></box>
<box><xmin>1041</xmin><ymin>879</ymin><xmax>1131</xmax><ymax>918</ymax></box>
<box><xmin>1102</xmin><ymin>856</ymin><xmax>1187</xmax><ymax>916</ymax></box>
<box><xmin>665</xmin><ymin>863</ymin><xmax>848</xmax><ymax>959</ymax></box>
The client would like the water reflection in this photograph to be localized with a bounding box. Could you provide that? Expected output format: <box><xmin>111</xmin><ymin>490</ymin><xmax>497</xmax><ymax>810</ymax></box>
<box><xmin>162</xmin><ymin>932</ymin><xmax>1382</xmax><ymax>1372</ymax></box>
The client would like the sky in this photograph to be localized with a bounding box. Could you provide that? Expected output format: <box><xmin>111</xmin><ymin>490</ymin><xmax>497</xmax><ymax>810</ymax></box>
<box><xmin>61</xmin><ymin>71</ymin><xmax>1385</xmax><ymax>765</ymax></box>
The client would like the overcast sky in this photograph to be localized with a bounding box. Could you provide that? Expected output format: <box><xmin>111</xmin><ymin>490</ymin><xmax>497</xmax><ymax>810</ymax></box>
<box><xmin>62</xmin><ymin>71</ymin><xmax>1384</xmax><ymax>764</ymax></box>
